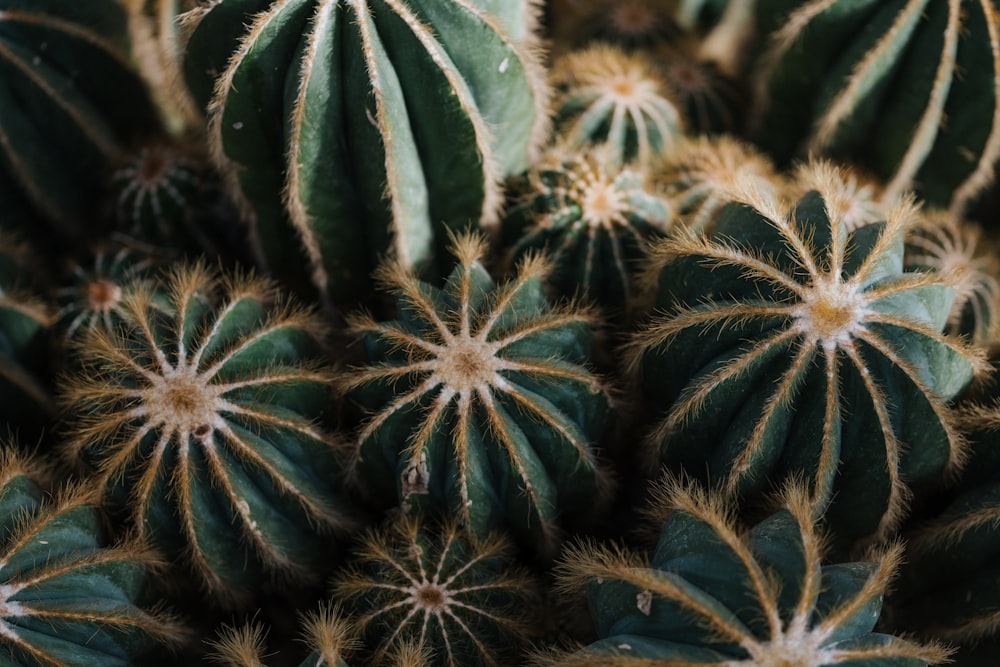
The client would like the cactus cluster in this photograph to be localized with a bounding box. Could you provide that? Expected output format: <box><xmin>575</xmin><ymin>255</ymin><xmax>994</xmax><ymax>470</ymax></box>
<box><xmin>5</xmin><ymin>0</ymin><xmax>1000</xmax><ymax>665</ymax></box>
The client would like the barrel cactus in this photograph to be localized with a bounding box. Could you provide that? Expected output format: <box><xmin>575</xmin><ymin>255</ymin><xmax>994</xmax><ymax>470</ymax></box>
<box><xmin>657</xmin><ymin>135</ymin><xmax>781</xmax><ymax>234</ymax></box>
<box><xmin>342</xmin><ymin>233</ymin><xmax>614</xmax><ymax>551</ymax></box>
<box><xmin>184</xmin><ymin>0</ymin><xmax>548</xmax><ymax>308</ymax></box>
<box><xmin>0</xmin><ymin>449</ymin><xmax>185</xmax><ymax>665</ymax></box>
<box><xmin>539</xmin><ymin>478</ymin><xmax>950</xmax><ymax>666</ymax></box>
<box><xmin>752</xmin><ymin>0</ymin><xmax>1000</xmax><ymax>213</ymax></box>
<box><xmin>888</xmin><ymin>399</ymin><xmax>1000</xmax><ymax>664</ymax></box>
<box><xmin>502</xmin><ymin>146</ymin><xmax>672</xmax><ymax>313</ymax></box>
<box><xmin>631</xmin><ymin>170</ymin><xmax>986</xmax><ymax>548</ymax></box>
<box><xmin>60</xmin><ymin>262</ymin><xmax>355</xmax><ymax>599</ymax></box>
<box><xmin>784</xmin><ymin>160</ymin><xmax>887</xmax><ymax>233</ymax></box>
<box><xmin>334</xmin><ymin>515</ymin><xmax>537</xmax><ymax>666</ymax></box>
<box><xmin>0</xmin><ymin>1</ymin><xmax>162</xmax><ymax>240</ymax></box>
<box><xmin>551</xmin><ymin>45</ymin><xmax>684</xmax><ymax>168</ymax></box>
<box><xmin>904</xmin><ymin>211</ymin><xmax>1000</xmax><ymax>346</ymax></box>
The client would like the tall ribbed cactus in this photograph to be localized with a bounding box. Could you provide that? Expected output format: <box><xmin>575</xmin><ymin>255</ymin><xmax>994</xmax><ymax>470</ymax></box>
<box><xmin>752</xmin><ymin>0</ymin><xmax>1000</xmax><ymax>213</ymax></box>
<box><xmin>60</xmin><ymin>263</ymin><xmax>355</xmax><ymax>599</ymax></box>
<box><xmin>184</xmin><ymin>0</ymin><xmax>548</xmax><ymax>308</ymax></box>
<box><xmin>630</xmin><ymin>169</ymin><xmax>986</xmax><ymax>548</ymax></box>
<box><xmin>0</xmin><ymin>449</ymin><xmax>185</xmax><ymax>666</ymax></box>
<box><xmin>342</xmin><ymin>234</ymin><xmax>613</xmax><ymax>551</ymax></box>
<box><xmin>0</xmin><ymin>1</ymin><xmax>161</xmax><ymax>239</ymax></box>
<box><xmin>539</xmin><ymin>478</ymin><xmax>950</xmax><ymax>666</ymax></box>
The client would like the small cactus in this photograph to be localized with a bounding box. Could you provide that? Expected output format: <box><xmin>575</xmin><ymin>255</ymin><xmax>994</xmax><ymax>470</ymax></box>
<box><xmin>631</xmin><ymin>169</ymin><xmax>986</xmax><ymax>547</ymax></box>
<box><xmin>0</xmin><ymin>449</ymin><xmax>185</xmax><ymax>666</ymax></box>
<box><xmin>502</xmin><ymin>146</ymin><xmax>672</xmax><ymax>312</ymax></box>
<box><xmin>540</xmin><ymin>477</ymin><xmax>950</xmax><ymax>666</ymax></box>
<box><xmin>60</xmin><ymin>262</ymin><xmax>355</xmax><ymax>599</ymax></box>
<box><xmin>333</xmin><ymin>515</ymin><xmax>537</xmax><ymax>667</ymax></box>
<box><xmin>551</xmin><ymin>45</ymin><xmax>684</xmax><ymax>167</ymax></box>
<box><xmin>904</xmin><ymin>211</ymin><xmax>1000</xmax><ymax>346</ymax></box>
<box><xmin>342</xmin><ymin>233</ymin><xmax>614</xmax><ymax>551</ymax></box>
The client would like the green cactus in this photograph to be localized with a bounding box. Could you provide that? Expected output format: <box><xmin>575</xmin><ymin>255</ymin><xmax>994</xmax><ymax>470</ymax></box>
<box><xmin>0</xmin><ymin>449</ymin><xmax>185</xmax><ymax>666</ymax></box>
<box><xmin>551</xmin><ymin>45</ymin><xmax>684</xmax><ymax>167</ymax></box>
<box><xmin>657</xmin><ymin>135</ymin><xmax>781</xmax><ymax>234</ymax></box>
<box><xmin>0</xmin><ymin>1</ymin><xmax>162</xmax><ymax>240</ymax></box>
<box><xmin>60</xmin><ymin>262</ymin><xmax>355</xmax><ymax>600</ymax></box>
<box><xmin>630</xmin><ymin>169</ymin><xmax>986</xmax><ymax>548</ymax></box>
<box><xmin>502</xmin><ymin>146</ymin><xmax>672</xmax><ymax>313</ymax></box>
<box><xmin>342</xmin><ymin>233</ymin><xmax>613</xmax><ymax>552</ymax></box>
<box><xmin>333</xmin><ymin>515</ymin><xmax>537</xmax><ymax>667</ymax></box>
<box><xmin>904</xmin><ymin>211</ymin><xmax>1000</xmax><ymax>346</ymax></box>
<box><xmin>538</xmin><ymin>478</ymin><xmax>950</xmax><ymax>666</ymax></box>
<box><xmin>54</xmin><ymin>243</ymin><xmax>164</xmax><ymax>349</ymax></box>
<box><xmin>752</xmin><ymin>0</ymin><xmax>1000</xmax><ymax>213</ymax></box>
<box><xmin>0</xmin><ymin>231</ymin><xmax>53</xmax><ymax>434</ymax></box>
<box><xmin>183</xmin><ymin>0</ymin><xmax>548</xmax><ymax>309</ymax></box>
<box><xmin>653</xmin><ymin>44</ymin><xmax>745</xmax><ymax>134</ymax></box>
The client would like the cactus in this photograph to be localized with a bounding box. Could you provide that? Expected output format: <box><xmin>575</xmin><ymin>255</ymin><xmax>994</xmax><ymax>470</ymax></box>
<box><xmin>551</xmin><ymin>45</ymin><xmax>684</xmax><ymax>167</ymax></box>
<box><xmin>0</xmin><ymin>449</ymin><xmax>185</xmax><ymax>665</ymax></box>
<box><xmin>333</xmin><ymin>515</ymin><xmax>537</xmax><ymax>667</ymax></box>
<box><xmin>752</xmin><ymin>0</ymin><xmax>1000</xmax><ymax>213</ymax></box>
<box><xmin>60</xmin><ymin>262</ymin><xmax>355</xmax><ymax>599</ymax></box>
<box><xmin>890</xmin><ymin>401</ymin><xmax>1000</xmax><ymax>664</ymax></box>
<box><xmin>539</xmin><ymin>478</ymin><xmax>950</xmax><ymax>666</ymax></box>
<box><xmin>784</xmin><ymin>160</ymin><xmax>887</xmax><ymax>233</ymax></box>
<box><xmin>205</xmin><ymin>603</ymin><xmax>384</xmax><ymax>667</ymax></box>
<box><xmin>0</xmin><ymin>231</ymin><xmax>53</xmax><ymax>433</ymax></box>
<box><xmin>904</xmin><ymin>211</ymin><xmax>1000</xmax><ymax>346</ymax></box>
<box><xmin>657</xmin><ymin>135</ymin><xmax>780</xmax><ymax>234</ymax></box>
<box><xmin>654</xmin><ymin>44</ymin><xmax>744</xmax><ymax>134</ymax></box>
<box><xmin>0</xmin><ymin>1</ymin><xmax>162</xmax><ymax>240</ymax></box>
<box><xmin>54</xmin><ymin>242</ymin><xmax>163</xmax><ymax>347</ymax></box>
<box><xmin>630</xmin><ymin>170</ymin><xmax>986</xmax><ymax>548</ymax></box>
<box><xmin>502</xmin><ymin>146</ymin><xmax>672</xmax><ymax>313</ymax></box>
<box><xmin>550</xmin><ymin>0</ymin><xmax>683</xmax><ymax>51</ymax></box>
<box><xmin>183</xmin><ymin>0</ymin><xmax>549</xmax><ymax>309</ymax></box>
<box><xmin>342</xmin><ymin>233</ymin><xmax>613</xmax><ymax>551</ymax></box>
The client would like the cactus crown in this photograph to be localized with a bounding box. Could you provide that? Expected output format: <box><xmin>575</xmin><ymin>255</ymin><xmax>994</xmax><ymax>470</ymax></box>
<box><xmin>547</xmin><ymin>479</ymin><xmax>950</xmax><ymax>666</ymax></box>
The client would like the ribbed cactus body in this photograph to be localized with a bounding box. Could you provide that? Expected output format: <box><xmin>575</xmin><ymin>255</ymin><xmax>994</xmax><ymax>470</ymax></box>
<box><xmin>343</xmin><ymin>235</ymin><xmax>613</xmax><ymax>551</ymax></box>
<box><xmin>334</xmin><ymin>517</ymin><xmax>536</xmax><ymax>667</ymax></box>
<box><xmin>0</xmin><ymin>234</ymin><xmax>51</xmax><ymax>433</ymax></box>
<box><xmin>0</xmin><ymin>452</ymin><xmax>181</xmax><ymax>666</ymax></box>
<box><xmin>0</xmin><ymin>2</ymin><xmax>161</xmax><ymax>240</ymax></box>
<box><xmin>753</xmin><ymin>0</ymin><xmax>1000</xmax><ymax>212</ymax></box>
<box><xmin>545</xmin><ymin>481</ymin><xmax>948</xmax><ymax>666</ymax></box>
<box><xmin>503</xmin><ymin>148</ymin><xmax>672</xmax><ymax>312</ymax></box>
<box><xmin>61</xmin><ymin>264</ymin><xmax>354</xmax><ymax>598</ymax></box>
<box><xmin>552</xmin><ymin>45</ymin><xmax>684</xmax><ymax>168</ymax></box>
<box><xmin>184</xmin><ymin>0</ymin><xmax>547</xmax><ymax>308</ymax></box>
<box><xmin>891</xmin><ymin>405</ymin><xmax>1000</xmax><ymax>661</ymax></box>
<box><xmin>632</xmin><ymin>177</ymin><xmax>984</xmax><ymax>548</ymax></box>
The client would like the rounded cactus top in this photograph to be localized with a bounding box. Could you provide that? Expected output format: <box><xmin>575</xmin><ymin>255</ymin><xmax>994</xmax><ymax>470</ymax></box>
<box><xmin>543</xmin><ymin>478</ymin><xmax>951</xmax><ymax>666</ymax></box>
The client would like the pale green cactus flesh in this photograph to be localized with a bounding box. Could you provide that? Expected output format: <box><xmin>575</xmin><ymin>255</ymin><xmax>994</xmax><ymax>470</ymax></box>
<box><xmin>632</xmin><ymin>178</ymin><xmax>984</xmax><ymax>549</ymax></box>
<box><xmin>184</xmin><ymin>0</ymin><xmax>547</xmax><ymax>308</ymax></box>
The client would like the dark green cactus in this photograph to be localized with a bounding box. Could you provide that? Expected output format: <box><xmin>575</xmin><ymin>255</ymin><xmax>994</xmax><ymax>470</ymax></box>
<box><xmin>538</xmin><ymin>478</ymin><xmax>950</xmax><ymax>666</ymax></box>
<box><xmin>0</xmin><ymin>449</ymin><xmax>185</xmax><ymax>666</ymax></box>
<box><xmin>60</xmin><ymin>262</ymin><xmax>356</xmax><ymax>600</ymax></box>
<box><xmin>890</xmin><ymin>401</ymin><xmax>1000</xmax><ymax>665</ymax></box>
<box><xmin>183</xmin><ymin>0</ymin><xmax>548</xmax><ymax>308</ymax></box>
<box><xmin>752</xmin><ymin>0</ymin><xmax>1000</xmax><ymax>213</ymax></box>
<box><xmin>630</xmin><ymin>171</ymin><xmax>985</xmax><ymax>548</ymax></box>
<box><xmin>334</xmin><ymin>515</ymin><xmax>537</xmax><ymax>667</ymax></box>
<box><xmin>342</xmin><ymin>234</ymin><xmax>613</xmax><ymax>552</ymax></box>
<box><xmin>551</xmin><ymin>44</ymin><xmax>684</xmax><ymax>167</ymax></box>
<box><xmin>0</xmin><ymin>1</ymin><xmax>161</xmax><ymax>240</ymax></box>
<box><xmin>502</xmin><ymin>146</ymin><xmax>672</xmax><ymax>313</ymax></box>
